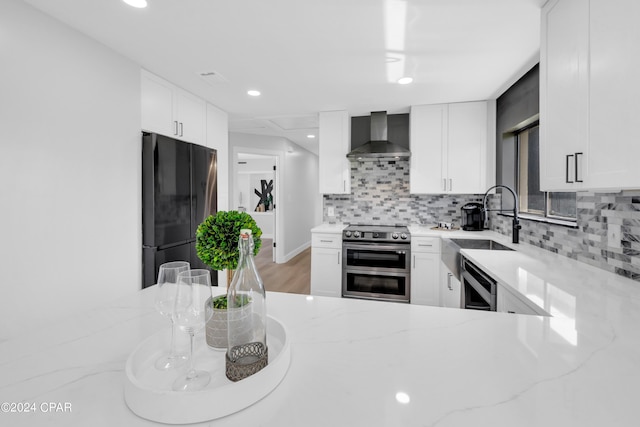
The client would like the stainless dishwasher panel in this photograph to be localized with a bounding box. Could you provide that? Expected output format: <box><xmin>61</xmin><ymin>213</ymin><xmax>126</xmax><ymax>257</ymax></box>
<box><xmin>461</xmin><ymin>256</ymin><xmax>497</xmax><ymax>311</ymax></box>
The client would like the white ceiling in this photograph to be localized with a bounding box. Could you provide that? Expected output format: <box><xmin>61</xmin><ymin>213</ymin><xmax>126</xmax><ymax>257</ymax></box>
<box><xmin>21</xmin><ymin>0</ymin><xmax>544</xmax><ymax>154</ymax></box>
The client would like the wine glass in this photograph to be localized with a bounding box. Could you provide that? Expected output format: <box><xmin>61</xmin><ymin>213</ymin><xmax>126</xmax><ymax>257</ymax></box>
<box><xmin>154</xmin><ymin>261</ymin><xmax>190</xmax><ymax>370</ymax></box>
<box><xmin>172</xmin><ymin>269</ymin><xmax>214</xmax><ymax>391</ymax></box>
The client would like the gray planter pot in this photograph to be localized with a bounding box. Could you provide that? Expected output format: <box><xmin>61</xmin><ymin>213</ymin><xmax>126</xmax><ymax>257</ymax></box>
<box><xmin>205</xmin><ymin>296</ymin><xmax>252</xmax><ymax>350</ymax></box>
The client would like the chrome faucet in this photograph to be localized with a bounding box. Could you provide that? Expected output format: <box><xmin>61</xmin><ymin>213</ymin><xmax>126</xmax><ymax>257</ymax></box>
<box><xmin>482</xmin><ymin>185</ymin><xmax>521</xmax><ymax>244</ymax></box>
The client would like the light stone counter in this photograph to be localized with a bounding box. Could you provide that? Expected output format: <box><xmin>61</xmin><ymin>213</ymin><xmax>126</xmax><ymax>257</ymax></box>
<box><xmin>2</xmin><ymin>269</ymin><xmax>640</xmax><ymax>426</ymax></box>
<box><xmin>409</xmin><ymin>224</ymin><xmax>507</xmax><ymax>239</ymax></box>
<box><xmin>310</xmin><ymin>223</ymin><xmax>347</xmax><ymax>234</ymax></box>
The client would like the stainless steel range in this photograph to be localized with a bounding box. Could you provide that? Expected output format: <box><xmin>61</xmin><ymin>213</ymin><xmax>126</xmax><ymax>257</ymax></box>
<box><xmin>342</xmin><ymin>225</ymin><xmax>411</xmax><ymax>303</ymax></box>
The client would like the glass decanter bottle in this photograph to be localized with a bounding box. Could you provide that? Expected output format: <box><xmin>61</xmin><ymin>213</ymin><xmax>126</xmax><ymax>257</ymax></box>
<box><xmin>225</xmin><ymin>229</ymin><xmax>268</xmax><ymax>381</ymax></box>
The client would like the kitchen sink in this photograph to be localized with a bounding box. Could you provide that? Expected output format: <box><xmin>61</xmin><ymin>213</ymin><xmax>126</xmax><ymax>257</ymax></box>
<box><xmin>447</xmin><ymin>239</ymin><xmax>514</xmax><ymax>251</ymax></box>
<box><xmin>441</xmin><ymin>238</ymin><xmax>514</xmax><ymax>279</ymax></box>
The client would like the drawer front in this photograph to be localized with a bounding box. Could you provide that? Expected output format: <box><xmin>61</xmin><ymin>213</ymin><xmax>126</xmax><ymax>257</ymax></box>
<box><xmin>312</xmin><ymin>233</ymin><xmax>342</xmax><ymax>249</ymax></box>
<box><xmin>411</xmin><ymin>236</ymin><xmax>440</xmax><ymax>253</ymax></box>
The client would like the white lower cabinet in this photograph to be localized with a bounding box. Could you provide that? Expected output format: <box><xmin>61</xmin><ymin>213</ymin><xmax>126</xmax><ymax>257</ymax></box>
<box><xmin>410</xmin><ymin>237</ymin><xmax>440</xmax><ymax>306</ymax></box>
<box><xmin>310</xmin><ymin>232</ymin><xmax>342</xmax><ymax>297</ymax></box>
<box><xmin>439</xmin><ymin>261</ymin><xmax>461</xmax><ymax>309</ymax></box>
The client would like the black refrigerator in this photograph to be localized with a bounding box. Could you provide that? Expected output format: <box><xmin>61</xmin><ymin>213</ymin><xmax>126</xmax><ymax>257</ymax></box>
<box><xmin>142</xmin><ymin>132</ymin><xmax>218</xmax><ymax>288</ymax></box>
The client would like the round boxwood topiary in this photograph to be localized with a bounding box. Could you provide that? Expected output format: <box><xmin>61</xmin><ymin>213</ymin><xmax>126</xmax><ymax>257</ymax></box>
<box><xmin>196</xmin><ymin>210</ymin><xmax>262</xmax><ymax>271</ymax></box>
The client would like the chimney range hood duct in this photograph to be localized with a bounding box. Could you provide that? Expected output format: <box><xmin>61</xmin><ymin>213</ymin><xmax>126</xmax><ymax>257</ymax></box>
<box><xmin>346</xmin><ymin>111</ymin><xmax>411</xmax><ymax>161</ymax></box>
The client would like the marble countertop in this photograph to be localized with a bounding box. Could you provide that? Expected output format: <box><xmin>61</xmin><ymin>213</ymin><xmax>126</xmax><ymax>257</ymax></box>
<box><xmin>310</xmin><ymin>223</ymin><xmax>347</xmax><ymax>233</ymax></box>
<box><xmin>408</xmin><ymin>224</ymin><xmax>504</xmax><ymax>239</ymax></box>
<box><xmin>2</xmin><ymin>270</ymin><xmax>640</xmax><ymax>426</ymax></box>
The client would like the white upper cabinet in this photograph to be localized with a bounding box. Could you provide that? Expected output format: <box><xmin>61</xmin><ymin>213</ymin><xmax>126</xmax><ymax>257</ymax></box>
<box><xmin>410</xmin><ymin>104</ymin><xmax>445</xmax><ymax>194</ymax></box>
<box><xmin>319</xmin><ymin>110</ymin><xmax>351</xmax><ymax>194</ymax></box>
<box><xmin>540</xmin><ymin>0</ymin><xmax>589</xmax><ymax>191</ymax></box>
<box><xmin>174</xmin><ymin>90</ymin><xmax>206</xmax><ymax>146</ymax></box>
<box><xmin>587</xmin><ymin>0</ymin><xmax>640</xmax><ymax>189</ymax></box>
<box><xmin>447</xmin><ymin>102</ymin><xmax>491</xmax><ymax>194</ymax></box>
<box><xmin>410</xmin><ymin>101</ymin><xmax>494</xmax><ymax>194</ymax></box>
<box><xmin>141</xmin><ymin>71</ymin><xmax>174</xmax><ymax>137</ymax></box>
<box><xmin>141</xmin><ymin>70</ymin><xmax>206</xmax><ymax>146</ymax></box>
<box><xmin>541</xmin><ymin>0</ymin><xmax>640</xmax><ymax>191</ymax></box>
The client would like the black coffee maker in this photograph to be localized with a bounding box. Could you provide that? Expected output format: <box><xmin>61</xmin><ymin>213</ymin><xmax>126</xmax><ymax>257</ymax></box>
<box><xmin>461</xmin><ymin>202</ymin><xmax>484</xmax><ymax>231</ymax></box>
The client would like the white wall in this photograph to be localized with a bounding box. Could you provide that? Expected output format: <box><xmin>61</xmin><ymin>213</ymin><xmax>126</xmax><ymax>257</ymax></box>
<box><xmin>0</xmin><ymin>0</ymin><xmax>141</xmax><ymax>340</ymax></box>
<box><xmin>206</xmin><ymin>104</ymin><xmax>231</xmax><ymax>288</ymax></box>
<box><xmin>229</xmin><ymin>133</ymin><xmax>320</xmax><ymax>262</ymax></box>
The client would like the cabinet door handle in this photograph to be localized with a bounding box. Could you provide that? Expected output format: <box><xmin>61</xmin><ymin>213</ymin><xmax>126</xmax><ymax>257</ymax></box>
<box><xmin>575</xmin><ymin>152</ymin><xmax>583</xmax><ymax>183</ymax></box>
<box><xmin>174</xmin><ymin>120</ymin><xmax>179</xmax><ymax>136</ymax></box>
<box><xmin>443</xmin><ymin>179</ymin><xmax>446</xmax><ymax>191</ymax></box>
<box><xmin>337</xmin><ymin>251</ymin><xmax>341</xmax><ymax>265</ymax></box>
<box><xmin>179</xmin><ymin>122</ymin><xmax>184</xmax><ymax>137</ymax></box>
<box><xmin>447</xmin><ymin>273</ymin><xmax>452</xmax><ymax>290</ymax></box>
<box><xmin>449</xmin><ymin>179</ymin><xmax>452</xmax><ymax>192</ymax></box>
<box><xmin>507</xmin><ymin>311</ymin><xmax>516</xmax><ymax>314</ymax></box>
<box><xmin>413</xmin><ymin>255</ymin><xmax>416</xmax><ymax>269</ymax></box>
<box><xmin>320</xmin><ymin>239</ymin><xmax>333</xmax><ymax>243</ymax></box>
<box><xmin>565</xmin><ymin>154</ymin><xmax>574</xmax><ymax>183</ymax></box>
<box><xmin>418</xmin><ymin>244</ymin><xmax>433</xmax><ymax>247</ymax></box>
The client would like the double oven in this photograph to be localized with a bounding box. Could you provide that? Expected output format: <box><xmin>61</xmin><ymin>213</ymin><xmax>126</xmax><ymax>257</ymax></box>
<box><xmin>342</xmin><ymin>225</ymin><xmax>411</xmax><ymax>303</ymax></box>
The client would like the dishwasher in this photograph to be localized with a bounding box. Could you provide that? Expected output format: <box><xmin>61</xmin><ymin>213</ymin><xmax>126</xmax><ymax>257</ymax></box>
<box><xmin>460</xmin><ymin>255</ymin><xmax>497</xmax><ymax>311</ymax></box>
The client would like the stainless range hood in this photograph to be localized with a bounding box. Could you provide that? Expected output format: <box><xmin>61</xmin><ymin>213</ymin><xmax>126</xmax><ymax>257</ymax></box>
<box><xmin>346</xmin><ymin>111</ymin><xmax>411</xmax><ymax>161</ymax></box>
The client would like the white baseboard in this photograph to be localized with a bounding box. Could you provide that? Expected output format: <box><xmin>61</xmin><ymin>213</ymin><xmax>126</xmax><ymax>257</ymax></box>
<box><xmin>280</xmin><ymin>241</ymin><xmax>311</xmax><ymax>264</ymax></box>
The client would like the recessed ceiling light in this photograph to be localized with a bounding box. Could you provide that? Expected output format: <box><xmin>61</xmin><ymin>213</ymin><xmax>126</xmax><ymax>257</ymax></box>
<box><xmin>122</xmin><ymin>0</ymin><xmax>147</xmax><ymax>8</ymax></box>
<box><xmin>307</xmin><ymin>134</ymin><xmax>316</xmax><ymax>139</ymax></box>
<box><xmin>395</xmin><ymin>392</ymin><xmax>411</xmax><ymax>404</ymax></box>
<box><xmin>247</xmin><ymin>90</ymin><xmax>261</xmax><ymax>97</ymax></box>
<box><xmin>397</xmin><ymin>77</ymin><xmax>413</xmax><ymax>85</ymax></box>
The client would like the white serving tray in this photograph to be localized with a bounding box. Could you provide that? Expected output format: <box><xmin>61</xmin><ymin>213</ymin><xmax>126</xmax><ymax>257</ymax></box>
<box><xmin>124</xmin><ymin>316</ymin><xmax>290</xmax><ymax>424</ymax></box>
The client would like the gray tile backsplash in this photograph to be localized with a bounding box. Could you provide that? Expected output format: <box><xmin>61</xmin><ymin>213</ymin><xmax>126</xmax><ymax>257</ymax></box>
<box><xmin>323</xmin><ymin>160</ymin><xmax>640</xmax><ymax>282</ymax></box>
<box><xmin>487</xmin><ymin>191</ymin><xmax>640</xmax><ymax>281</ymax></box>
<box><xmin>323</xmin><ymin>160</ymin><xmax>482</xmax><ymax>226</ymax></box>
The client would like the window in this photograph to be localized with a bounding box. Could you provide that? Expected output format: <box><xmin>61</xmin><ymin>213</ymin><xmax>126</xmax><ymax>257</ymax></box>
<box><xmin>516</xmin><ymin>123</ymin><xmax>576</xmax><ymax>221</ymax></box>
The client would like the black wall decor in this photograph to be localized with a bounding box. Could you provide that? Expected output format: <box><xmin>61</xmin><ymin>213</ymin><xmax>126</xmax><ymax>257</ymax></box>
<box><xmin>254</xmin><ymin>179</ymin><xmax>274</xmax><ymax>211</ymax></box>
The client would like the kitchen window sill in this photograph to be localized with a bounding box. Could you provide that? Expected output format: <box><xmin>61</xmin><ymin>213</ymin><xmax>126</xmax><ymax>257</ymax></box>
<box><xmin>498</xmin><ymin>212</ymin><xmax>578</xmax><ymax>229</ymax></box>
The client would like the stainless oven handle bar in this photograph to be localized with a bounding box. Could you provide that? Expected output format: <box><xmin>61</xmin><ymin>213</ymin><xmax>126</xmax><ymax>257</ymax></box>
<box><xmin>343</xmin><ymin>242</ymin><xmax>411</xmax><ymax>251</ymax></box>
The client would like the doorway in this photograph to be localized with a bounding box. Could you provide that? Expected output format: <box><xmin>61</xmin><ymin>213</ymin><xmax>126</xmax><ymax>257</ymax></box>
<box><xmin>233</xmin><ymin>150</ymin><xmax>280</xmax><ymax>263</ymax></box>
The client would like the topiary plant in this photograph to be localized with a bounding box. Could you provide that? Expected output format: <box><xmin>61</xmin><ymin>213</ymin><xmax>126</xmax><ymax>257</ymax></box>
<box><xmin>196</xmin><ymin>210</ymin><xmax>262</xmax><ymax>272</ymax></box>
<box><xmin>211</xmin><ymin>294</ymin><xmax>251</xmax><ymax>310</ymax></box>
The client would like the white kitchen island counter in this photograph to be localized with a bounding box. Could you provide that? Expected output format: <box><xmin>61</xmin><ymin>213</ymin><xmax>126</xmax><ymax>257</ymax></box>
<box><xmin>1</xmin><ymin>279</ymin><xmax>639</xmax><ymax>426</ymax></box>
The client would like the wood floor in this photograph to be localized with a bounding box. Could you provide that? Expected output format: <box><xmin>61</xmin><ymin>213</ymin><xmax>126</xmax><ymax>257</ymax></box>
<box><xmin>254</xmin><ymin>239</ymin><xmax>311</xmax><ymax>295</ymax></box>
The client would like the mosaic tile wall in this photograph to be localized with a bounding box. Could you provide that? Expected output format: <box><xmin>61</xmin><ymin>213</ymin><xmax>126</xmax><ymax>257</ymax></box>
<box><xmin>487</xmin><ymin>191</ymin><xmax>640</xmax><ymax>281</ymax></box>
<box><xmin>324</xmin><ymin>159</ymin><xmax>640</xmax><ymax>281</ymax></box>
<box><xmin>323</xmin><ymin>160</ymin><xmax>483</xmax><ymax>226</ymax></box>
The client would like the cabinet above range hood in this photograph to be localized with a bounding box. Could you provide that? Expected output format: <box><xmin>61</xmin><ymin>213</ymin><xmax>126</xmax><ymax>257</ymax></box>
<box><xmin>346</xmin><ymin>111</ymin><xmax>411</xmax><ymax>161</ymax></box>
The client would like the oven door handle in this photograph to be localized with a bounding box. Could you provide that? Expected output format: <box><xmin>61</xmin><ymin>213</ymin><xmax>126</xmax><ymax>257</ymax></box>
<box><xmin>343</xmin><ymin>242</ymin><xmax>411</xmax><ymax>251</ymax></box>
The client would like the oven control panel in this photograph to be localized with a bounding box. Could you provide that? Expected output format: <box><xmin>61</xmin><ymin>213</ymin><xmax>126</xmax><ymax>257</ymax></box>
<box><xmin>343</xmin><ymin>226</ymin><xmax>410</xmax><ymax>243</ymax></box>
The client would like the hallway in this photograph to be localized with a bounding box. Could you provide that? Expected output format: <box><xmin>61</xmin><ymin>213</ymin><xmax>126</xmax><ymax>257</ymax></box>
<box><xmin>254</xmin><ymin>239</ymin><xmax>311</xmax><ymax>295</ymax></box>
